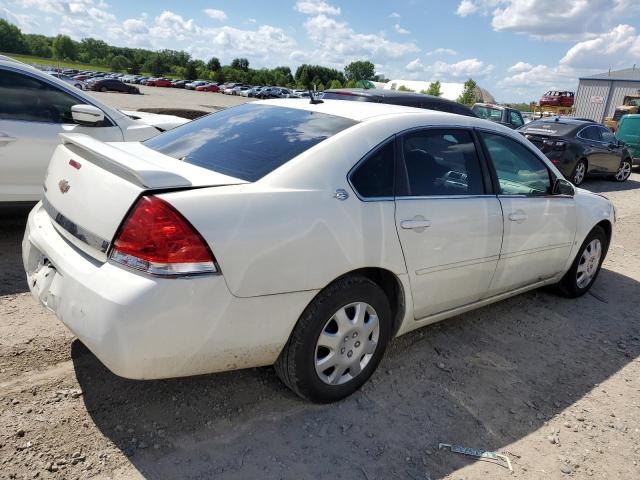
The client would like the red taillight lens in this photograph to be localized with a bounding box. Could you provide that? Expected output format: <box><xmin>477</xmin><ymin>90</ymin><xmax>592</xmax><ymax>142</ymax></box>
<box><xmin>110</xmin><ymin>196</ymin><xmax>217</xmax><ymax>276</ymax></box>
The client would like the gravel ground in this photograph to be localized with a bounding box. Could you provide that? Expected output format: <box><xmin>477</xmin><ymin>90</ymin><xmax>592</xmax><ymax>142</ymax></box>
<box><xmin>1</xmin><ymin>162</ymin><xmax>639</xmax><ymax>479</ymax></box>
<box><xmin>84</xmin><ymin>84</ymin><xmax>252</xmax><ymax>114</ymax></box>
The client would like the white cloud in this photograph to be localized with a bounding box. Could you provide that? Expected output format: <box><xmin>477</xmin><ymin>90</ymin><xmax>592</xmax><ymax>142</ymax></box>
<box><xmin>294</xmin><ymin>0</ymin><xmax>340</xmax><ymax>16</ymax></box>
<box><xmin>302</xmin><ymin>14</ymin><xmax>419</xmax><ymax>66</ymax></box>
<box><xmin>388</xmin><ymin>12</ymin><xmax>400</xmax><ymax>18</ymax></box>
<box><xmin>500</xmin><ymin>63</ymin><xmax>577</xmax><ymax>90</ymax></box>
<box><xmin>393</xmin><ymin>23</ymin><xmax>410</xmax><ymax>34</ymax></box>
<box><xmin>203</xmin><ymin>8</ymin><xmax>227</xmax><ymax>21</ymax></box>
<box><xmin>508</xmin><ymin>61</ymin><xmax>533</xmax><ymax>73</ymax></box>
<box><xmin>455</xmin><ymin>0</ymin><xmax>640</xmax><ymax>40</ymax></box>
<box><xmin>426</xmin><ymin>48</ymin><xmax>457</xmax><ymax>56</ymax></box>
<box><xmin>560</xmin><ymin>24</ymin><xmax>640</xmax><ymax>69</ymax></box>
<box><xmin>403</xmin><ymin>57</ymin><xmax>494</xmax><ymax>80</ymax></box>
<box><xmin>405</xmin><ymin>58</ymin><xmax>425</xmax><ymax>72</ymax></box>
<box><xmin>122</xmin><ymin>18</ymin><xmax>148</xmax><ymax>35</ymax></box>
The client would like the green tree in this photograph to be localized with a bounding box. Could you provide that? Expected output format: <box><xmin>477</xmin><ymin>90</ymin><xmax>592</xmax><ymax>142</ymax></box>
<box><xmin>344</xmin><ymin>60</ymin><xmax>375</xmax><ymax>82</ymax></box>
<box><xmin>144</xmin><ymin>54</ymin><xmax>166</xmax><ymax>76</ymax></box>
<box><xmin>184</xmin><ymin>60</ymin><xmax>198</xmax><ymax>80</ymax></box>
<box><xmin>79</xmin><ymin>38</ymin><xmax>109</xmax><ymax>63</ymax></box>
<box><xmin>231</xmin><ymin>58</ymin><xmax>249</xmax><ymax>71</ymax></box>
<box><xmin>457</xmin><ymin>78</ymin><xmax>477</xmax><ymax>105</ymax></box>
<box><xmin>328</xmin><ymin>79</ymin><xmax>342</xmax><ymax>89</ymax></box>
<box><xmin>345</xmin><ymin>79</ymin><xmax>358</xmax><ymax>88</ymax></box>
<box><xmin>0</xmin><ymin>19</ymin><xmax>29</xmax><ymax>54</ymax></box>
<box><xmin>397</xmin><ymin>85</ymin><xmax>414</xmax><ymax>92</ymax></box>
<box><xmin>423</xmin><ymin>80</ymin><xmax>442</xmax><ymax>97</ymax></box>
<box><xmin>110</xmin><ymin>55</ymin><xmax>130</xmax><ymax>71</ymax></box>
<box><xmin>52</xmin><ymin>34</ymin><xmax>77</xmax><ymax>60</ymax></box>
<box><xmin>206</xmin><ymin>57</ymin><xmax>221</xmax><ymax>71</ymax></box>
<box><xmin>24</xmin><ymin>34</ymin><xmax>51</xmax><ymax>57</ymax></box>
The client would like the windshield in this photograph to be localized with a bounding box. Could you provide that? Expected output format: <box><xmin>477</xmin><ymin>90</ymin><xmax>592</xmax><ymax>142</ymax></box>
<box><xmin>627</xmin><ymin>99</ymin><xmax>640</xmax><ymax>107</ymax></box>
<box><xmin>472</xmin><ymin>105</ymin><xmax>502</xmax><ymax>121</ymax></box>
<box><xmin>144</xmin><ymin>104</ymin><xmax>357</xmax><ymax>181</ymax></box>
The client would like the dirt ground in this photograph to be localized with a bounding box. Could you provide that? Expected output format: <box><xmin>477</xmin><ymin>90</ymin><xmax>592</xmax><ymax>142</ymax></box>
<box><xmin>1</xmin><ymin>172</ymin><xmax>640</xmax><ymax>480</ymax></box>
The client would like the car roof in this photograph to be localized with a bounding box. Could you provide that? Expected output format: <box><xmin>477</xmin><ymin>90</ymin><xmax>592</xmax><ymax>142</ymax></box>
<box><xmin>531</xmin><ymin>117</ymin><xmax>596</xmax><ymax>126</ymax></box>
<box><xmin>324</xmin><ymin>88</ymin><xmax>458</xmax><ymax>103</ymax></box>
<box><xmin>255</xmin><ymin>98</ymin><xmax>500</xmax><ymax>128</ymax></box>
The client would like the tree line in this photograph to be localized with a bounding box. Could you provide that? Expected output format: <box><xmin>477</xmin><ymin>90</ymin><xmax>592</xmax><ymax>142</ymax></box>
<box><xmin>0</xmin><ymin>18</ymin><xmax>479</xmax><ymax>103</ymax></box>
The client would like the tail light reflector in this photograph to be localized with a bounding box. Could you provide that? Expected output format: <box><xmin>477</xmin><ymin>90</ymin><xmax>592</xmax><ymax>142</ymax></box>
<box><xmin>110</xmin><ymin>196</ymin><xmax>217</xmax><ymax>276</ymax></box>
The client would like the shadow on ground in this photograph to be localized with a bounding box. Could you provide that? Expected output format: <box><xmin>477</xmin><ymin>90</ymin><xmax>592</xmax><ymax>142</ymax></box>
<box><xmin>73</xmin><ymin>268</ymin><xmax>640</xmax><ymax>479</ymax></box>
<box><xmin>584</xmin><ymin>175</ymin><xmax>640</xmax><ymax>193</ymax></box>
<box><xmin>0</xmin><ymin>204</ymin><xmax>32</xmax><ymax>296</ymax></box>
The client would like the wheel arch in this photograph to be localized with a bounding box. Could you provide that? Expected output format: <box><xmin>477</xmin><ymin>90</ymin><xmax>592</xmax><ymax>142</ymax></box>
<box><xmin>595</xmin><ymin>219</ymin><xmax>613</xmax><ymax>250</ymax></box>
<box><xmin>323</xmin><ymin>267</ymin><xmax>406</xmax><ymax>337</ymax></box>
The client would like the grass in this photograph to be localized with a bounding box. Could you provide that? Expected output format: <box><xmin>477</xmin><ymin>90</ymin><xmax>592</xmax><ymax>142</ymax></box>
<box><xmin>3</xmin><ymin>53</ymin><xmax>113</xmax><ymax>72</ymax></box>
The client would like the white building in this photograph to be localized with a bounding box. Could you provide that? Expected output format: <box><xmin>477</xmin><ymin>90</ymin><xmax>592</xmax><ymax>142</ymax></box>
<box><xmin>384</xmin><ymin>79</ymin><xmax>495</xmax><ymax>103</ymax></box>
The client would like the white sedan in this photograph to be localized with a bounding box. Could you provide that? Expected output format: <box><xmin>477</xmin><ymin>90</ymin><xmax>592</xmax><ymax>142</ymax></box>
<box><xmin>0</xmin><ymin>55</ymin><xmax>189</xmax><ymax>203</ymax></box>
<box><xmin>23</xmin><ymin>99</ymin><xmax>615</xmax><ymax>403</ymax></box>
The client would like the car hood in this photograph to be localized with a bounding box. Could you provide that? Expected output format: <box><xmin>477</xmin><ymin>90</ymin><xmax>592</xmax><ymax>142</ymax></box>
<box><xmin>119</xmin><ymin>110</ymin><xmax>190</xmax><ymax>131</ymax></box>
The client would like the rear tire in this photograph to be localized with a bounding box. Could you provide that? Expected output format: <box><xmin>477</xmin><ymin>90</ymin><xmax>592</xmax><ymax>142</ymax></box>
<box><xmin>555</xmin><ymin>226</ymin><xmax>607</xmax><ymax>298</ymax></box>
<box><xmin>571</xmin><ymin>159</ymin><xmax>587</xmax><ymax>186</ymax></box>
<box><xmin>275</xmin><ymin>276</ymin><xmax>392</xmax><ymax>403</ymax></box>
<box><xmin>613</xmin><ymin>158</ymin><xmax>632</xmax><ymax>182</ymax></box>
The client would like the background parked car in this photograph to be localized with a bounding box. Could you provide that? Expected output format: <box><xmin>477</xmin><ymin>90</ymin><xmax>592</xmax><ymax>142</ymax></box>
<box><xmin>47</xmin><ymin>72</ymin><xmax>85</xmax><ymax>90</ymax></box>
<box><xmin>89</xmin><ymin>79</ymin><xmax>139</xmax><ymax>94</ymax></box>
<box><xmin>185</xmin><ymin>80</ymin><xmax>208</xmax><ymax>90</ymax></box>
<box><xmin>0</xmin><ymin>55</ymin><xmax>187</xmax><ymax>203</ymax></box>
<box><xmin>146</xmin><ymin>78</ymin><xmax>172</xmax><ymax>87</ymax></box>
<box><xmin>246</xmin><ymin>86</ymin><xmax>263</xmax><ymax>97</ymax></box>
<box><xmin>323</xmin><ymin>88</ymin><xmax>477</xmax><ymax>117</ymax></box>
<box><xmin>615</xmin><ymin>114</ymin><xmax>640</xmax><ymax>168</ymax></box>
<box><xmin>134</xmin><ymin>76</ymin><xmax>149</xmax><ymax>84</ymax></box>
<box><xmin>472</xmin><ymin>103</ymin><xmax>524</xmax><ymax>129</ymax></box>
<box><xmin>171</xmin><ymin>80</ymin><xmax>190</xmax><ymax>88</ymax></box>
<box><xmin>540</xmin><ymin>91</ymin><xmax>575</xmax><ymax>108</ymax></box>
<box><xmin>519</xmin><ymin>117</ymin><xmax>632</xmax><ymax>185</ymax></box>
<box><xmin>196</xmin><ymin>83</ymin><xmax>220</xmax><ymax>92</ymax></box>
<box><xmin>231</xmin><ymin>85</ymin><xmax>251</xmax><ymax>95</ymax></box>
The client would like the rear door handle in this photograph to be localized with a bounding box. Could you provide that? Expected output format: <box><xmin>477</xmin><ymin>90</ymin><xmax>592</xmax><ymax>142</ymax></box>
<box><xmin>401</xmin><ymin>219</ymin><xmax>431</xmax><ymax>230</ymax></box>
<box><xmin>508</xmin><ymin>211</ymin><xmax>528</xmax><ymax>223</ymax></box>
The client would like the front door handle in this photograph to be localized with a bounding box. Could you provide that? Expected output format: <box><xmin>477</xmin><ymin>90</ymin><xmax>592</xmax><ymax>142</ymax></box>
<box><xmin>401</xmin><ymin>218</ymin><xmax>431</xmax><ymax>231</ymax></box>
<box><xmin>508</xmin><ymin>211</ymin><xmax>528</xmax><ymax>223</ymax></box>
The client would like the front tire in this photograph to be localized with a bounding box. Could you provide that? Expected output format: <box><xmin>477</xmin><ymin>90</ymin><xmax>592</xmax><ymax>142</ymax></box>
<box><xmin>571</xmin><ymin>159</ymin><xmax>587</xmax><ymax>186</ymax></box>
<box><xmin>100</xmin><ymin>86</ymin><xmax>107</xmax><ymax>92</ymax></box>
<box><xmin>614</xmin><ymin>158</ymin><xmax>632</xmax><ymax>182</ymax></box>
<box><xmin>555</xmin><ymin>226</ymin><xmax>607</xmax><ymax>298</ymax></box>
<box><xmin>275</xmin><ymin>276</ymin><xmax>392</xmax><ymax>403</ymax></box>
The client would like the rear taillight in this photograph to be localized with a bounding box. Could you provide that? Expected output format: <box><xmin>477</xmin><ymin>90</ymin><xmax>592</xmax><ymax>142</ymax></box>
<box><xmin>110</xmin><ymin>196</ymin><xmax>217</xmax><ymax>276</ymax></box>
<box><xmin>543</xmin><ymin>139</ymin><xmax>566</xmax><ymax>151</ymax></box>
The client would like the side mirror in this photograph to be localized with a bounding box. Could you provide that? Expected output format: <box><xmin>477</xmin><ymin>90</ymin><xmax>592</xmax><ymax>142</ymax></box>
<box><xmin>553</xmin><ymin>178</ymin><xmax>575</xmax><ymax>196</ymax></box>
<box><xmin>71</xmin><ymin>104</ymin><xmax>104</xmax><ymax>126</ymax></box>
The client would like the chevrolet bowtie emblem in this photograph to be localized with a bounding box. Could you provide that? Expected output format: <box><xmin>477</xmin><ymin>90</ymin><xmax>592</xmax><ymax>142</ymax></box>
<box><xmin>58</xmin><ymin>179</ymin><xmax>70</xmax><ymax>194</ymax></box>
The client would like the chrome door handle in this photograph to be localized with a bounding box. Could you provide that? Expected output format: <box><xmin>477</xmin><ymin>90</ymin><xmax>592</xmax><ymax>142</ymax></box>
<box><xmin>508</xmin><ymin>211</ymin><xmax>528</xmax><ymax>223</ymax></box>
<box><xmin>401</xmin><ymin>219</ymin><xmax>431</xmax><ymax>230</ymax></box>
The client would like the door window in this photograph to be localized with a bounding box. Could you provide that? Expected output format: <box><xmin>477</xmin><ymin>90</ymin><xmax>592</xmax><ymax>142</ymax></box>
<box><xmin>479</xmin><ymin>132</ymin><xmax>551</xmax><ymax>196</ymax></box>
<box><xmin>0</xmin><ymin>68</ymin><xmax>86</xmax><ymax>124</ymax></box>
<box><xmin>579</xmin><ymin>126</ymin><xmax>602</xmax><ymax>142</ymax></box>
<box><xmin>599</xmin><ymin>127</ymin><xmax>616</xmax><ymax>144</ymax></box>
<box><xmin>399</xmin><ymin>130</ymin><xmax>485</xmax><ymax>196</ymax></box>
<box><xmin>350</xmin><ymin>140</ymin><xmax>395</xmax><ymax>198</ymax></box>
<box><xmin>509</xmin><ymin>111</ymin><xmax>524</xmax><ymax>128</ymax></box>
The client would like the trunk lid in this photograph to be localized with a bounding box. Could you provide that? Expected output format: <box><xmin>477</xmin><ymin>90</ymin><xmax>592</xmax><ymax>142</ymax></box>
<box><xmin>43</xmin><ymin>133</ymin><xmax>246</xmax><ymax>261</ymax></box>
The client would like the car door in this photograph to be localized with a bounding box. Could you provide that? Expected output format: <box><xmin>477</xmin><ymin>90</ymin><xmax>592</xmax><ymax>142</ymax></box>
<box><xmin>577</xmin><ymin>125</ymin><xmax>609</xmax><ymax>172</ymax></box>
<box><xmin>394</xmin><ymin>128</ymin><xmax>503</xmax><ymax>319</ymax></box>
<box><xmin>477</xmin><ymin>130</ymin><xmax>577</xmax><ymax>295</ymax></box>
<box><xmin>598</xmin><ymin>126</ymin><xmax>624</xmax><ymax>172</ymax></box>
<box><xmin>0</xmin><ymin>67</ymin><xmax>124</xmax><ymax>202</ymax></box>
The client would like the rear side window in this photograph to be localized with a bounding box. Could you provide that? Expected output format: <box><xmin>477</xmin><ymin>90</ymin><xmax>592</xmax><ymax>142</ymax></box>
<box><xmin>399</xmin><ymin>129</ymin><xmax>485</xmax><ymax>196</ymax></box>
<box><xmin>473</xmin><ymin>105</ymin><xmax>502</xmax><ymax>122</ymax></box>
<box><xmin>509</xmin><ymin>111</ymin><xmax>524</xmax><ymax>128</ymax></box>
<box><xmin>579</xmin><ymin>126</ymin><xmax>602</xmax><ymax>142</ymax></box>
<box><xmin>144</xmin><ymin>104</ymin><xmax>357</xmax><ymax>182</ymax></box>
<box><xmin>350</xmin><ymin>140</ymin><xmax>395</xmax><ymax>198</ymax></box>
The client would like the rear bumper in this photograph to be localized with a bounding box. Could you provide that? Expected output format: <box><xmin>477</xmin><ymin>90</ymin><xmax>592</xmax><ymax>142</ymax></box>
<box><xmin>23</xmin><ymin>202</ymin><xmax>317</xmax><ymax>380</ymax></box>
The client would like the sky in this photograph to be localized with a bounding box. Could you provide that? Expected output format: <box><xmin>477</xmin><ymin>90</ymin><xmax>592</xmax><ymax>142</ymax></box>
<box><xmin>2</xmin><ymin>0</ymin><xmax>640</xmax><ymax>102</ymax></box>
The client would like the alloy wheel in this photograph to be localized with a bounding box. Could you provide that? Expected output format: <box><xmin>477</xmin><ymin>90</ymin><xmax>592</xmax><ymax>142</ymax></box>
<box><xmin>576</xmin><ymin>239</ymin><xmax>602</xmax><ymax>289</ymax></box>
<box><xmin>615</xmin><ymin>160</ymin><xmax>632</xmax><ymax>181</ymax></box>
<box><xmin>573</xmin><ymin>162</ymin><xmax>586</xmax><ymax>185</ymax></box>
<box><xmin>314</xmin><ymin>302</ymin><xmax>380</xmax><ymax>385</ymax></box>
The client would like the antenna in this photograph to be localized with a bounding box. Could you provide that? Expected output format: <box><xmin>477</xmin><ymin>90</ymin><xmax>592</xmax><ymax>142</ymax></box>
<box><xmin>308</xmin><ymin>83</ymin><xmax>323</xmax><ymax>104</ymax></box>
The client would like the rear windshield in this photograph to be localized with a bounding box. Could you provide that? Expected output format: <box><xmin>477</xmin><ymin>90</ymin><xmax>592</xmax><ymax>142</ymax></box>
<box><xmin>519</xmin><ymin>120</ymin><xmax>579</xmax><ymax>136</ymax></box>
<box><xmin>144</xmin><ymin>104</ymin><xmax>357</xmax><ymax>181</ymax></box>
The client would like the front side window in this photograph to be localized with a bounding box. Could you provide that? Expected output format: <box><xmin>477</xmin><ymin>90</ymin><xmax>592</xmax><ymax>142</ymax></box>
<box><xmin>479</xmin><ymin>132</ymin><xmax>551</xmax><ymax>196</ymax></box>
<box><xmin>472</xmin><ymin>105</ymin><xmax>503</xmax><ymax>122</ymax></box>
<box><xmin>399</xmin><ymin>129</ymin><xmax>485</xmax><ymax>196</ymax></box>
<box><xmin>509</xmin><ymin>111</ymin><xmax>524</xmax><ymax>128</ymax></box>
<box><xmin>350</xmin><ymin>140</ymin><xmax>395</xmax><ymax>198</ymax></box>
<box><xmin>599</xmin><ymin>128</ymin><xmax>616</xmax><ymax>144</ymax></box>
<box><xmin>144</xmin><ymin>104</ymin><xmax>357</xmax><ymax>182</ymax></box>
<box><xmin>0</xmin><ymin>68</ymin><xmax>86</xmax><ymax>124</ymax></box>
